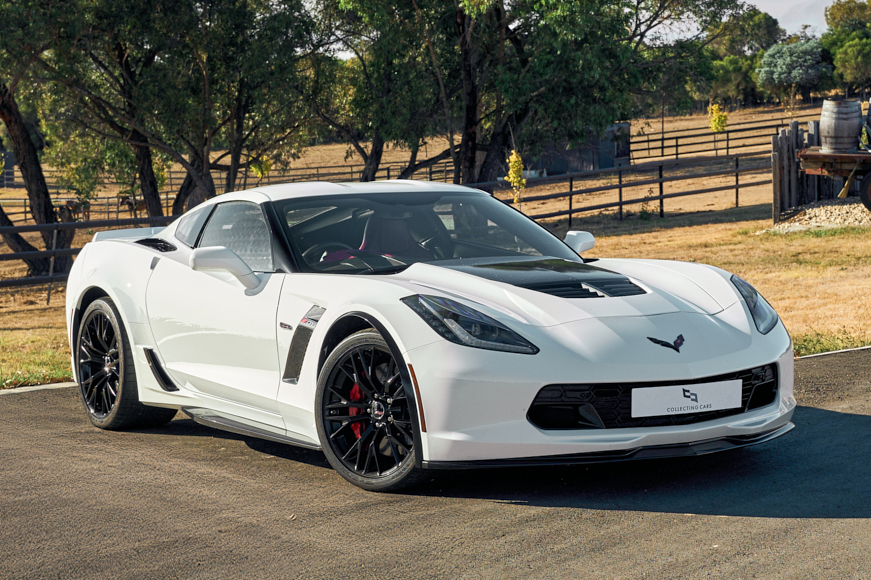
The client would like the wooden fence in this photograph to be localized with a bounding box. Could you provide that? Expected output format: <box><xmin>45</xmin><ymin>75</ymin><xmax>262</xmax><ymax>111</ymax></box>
<box><xmin>771</xmin><ymin>120</ymin><xmax>846</xmax><ymax>223</ymax></box>
<box><xmin>1</xmin><ymin>151</ymin><xmax>773</xmax><ymax>290</ymax></box>
<box><xmin>631</xmin><ymin>111</ymin><xmax>821</xmax><ymax>161</ymax></box>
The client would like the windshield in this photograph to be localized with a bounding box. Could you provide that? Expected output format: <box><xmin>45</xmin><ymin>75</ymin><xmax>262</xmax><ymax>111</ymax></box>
<box><xmin>273</xmin><ymin>190</ymin><xmax>580</xmax><ymax>274</ymax></box>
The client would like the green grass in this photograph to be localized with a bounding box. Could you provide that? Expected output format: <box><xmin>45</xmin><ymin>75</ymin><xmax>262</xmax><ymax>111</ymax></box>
<box><xmin>792</xmin><ymin>330</ymin><xmax>871</xmax><ymax>358</ymax></box>
<box><xmin>0</xmin><ymin>305</ymin><xmax>73</xmax><ymax>389</ymax></box>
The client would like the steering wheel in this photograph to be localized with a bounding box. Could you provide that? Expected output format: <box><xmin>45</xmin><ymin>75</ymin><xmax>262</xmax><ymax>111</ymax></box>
<box><xmin>417</xmin><ymin>229</ymin><xmax>451</xmax><ymax>260</ymax></box>
<box><xmin>302</xmin><ymin>242</ymin><xmax>354</xmax><ymax>263</ymax></box>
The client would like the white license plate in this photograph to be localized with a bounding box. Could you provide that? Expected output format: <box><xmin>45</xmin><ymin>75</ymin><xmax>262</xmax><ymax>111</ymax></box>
<box><xmin>631</xmin><ymin>380</ymin><xmax>742</xmax><ymax>418</ymax></box>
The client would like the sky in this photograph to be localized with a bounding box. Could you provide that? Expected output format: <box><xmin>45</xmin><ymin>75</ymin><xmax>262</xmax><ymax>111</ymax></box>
<box><xmin>751</xmin><ymin>0</ymin><xmax>834</xmax><ymax>36</ymax></box>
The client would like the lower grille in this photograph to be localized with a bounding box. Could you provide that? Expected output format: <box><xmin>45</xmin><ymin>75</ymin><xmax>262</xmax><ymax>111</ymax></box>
<box><xmin>528</xmin><ymin>364</ymin><xmax>778</xmax><ymax>430</ymax></box>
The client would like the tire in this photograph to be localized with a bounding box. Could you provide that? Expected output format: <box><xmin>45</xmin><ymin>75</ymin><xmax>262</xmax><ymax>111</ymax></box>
<box><xmin>860</xmin><ymin>174</ymin><xmax>871</xmax><ymax>212</ymax></box>
<box><xmin>315</xmin><ymin>330</ymin><xmax>425</xmax><ymax>492</ymax></box>
<box><xmin>75</xmin><ymin>298</ymin><xmax>176</xmax><ymax>430</ymax></box>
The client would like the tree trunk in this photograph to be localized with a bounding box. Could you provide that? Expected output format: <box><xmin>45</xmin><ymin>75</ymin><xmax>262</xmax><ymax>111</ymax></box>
<box><xmin>360</xmin><ymin>132</ymin><xmax>384</xmax><ymax>182</ymax></box>
<box><xmin>225</xmin><ymin>84</ymin><xmax>248</xmax><ymax>193</ymax></box>
<box><xmin>172</xmin><ymin>172</ymin><xmax>194</xmax><ymax>216</ymax></box>
<box><xmin>0</xmin><ymin>204</ymin><xmax>51</xmax><ymax>276</ymax></box>
<box><xmin>398</xmin><ymin>148</ymin><xmax>419</xmax><ymax>179</ymax></box>
<box><xmin>0</xmin><ymin>81</ymin><xmax>73</xmax><ymax>275</ymax></box>
<box><xmin>132</xmin><ymin>136</ymin><xmax>164</xmax><ymax>217</ymax></box>
<box><xmin>457</xmin><ymin>11</ymin><xmax>479</xmax><ymax>185</ymax></box>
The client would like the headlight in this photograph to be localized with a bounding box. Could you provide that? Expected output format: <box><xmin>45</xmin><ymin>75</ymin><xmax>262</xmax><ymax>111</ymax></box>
<box><xmin>731</xmin><ymin>275</ymin><xmax>778</xmax><ymax>334</ymax></box>
<box><xmin>401</xmin><ymin>295</ymin><xmax>539</xmax><ymax>354</ymax></box>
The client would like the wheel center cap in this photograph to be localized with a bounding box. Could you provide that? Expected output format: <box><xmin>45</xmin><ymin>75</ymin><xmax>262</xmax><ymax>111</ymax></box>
<box><xmin>371</xmin><ymin>401</ymin><xmax>386</xmax><ymax>420</ymax></box>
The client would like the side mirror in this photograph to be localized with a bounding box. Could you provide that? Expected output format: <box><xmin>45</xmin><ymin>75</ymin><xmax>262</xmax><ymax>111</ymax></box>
<box><xmin>190</xmin><ymin>246</ymin><xmax>261</xmax><ymax>290</ymax></box>
<box><xmin>565</xmin><ymin>231</ymin><xmax>596</xmax><ymax>254</ymax></box>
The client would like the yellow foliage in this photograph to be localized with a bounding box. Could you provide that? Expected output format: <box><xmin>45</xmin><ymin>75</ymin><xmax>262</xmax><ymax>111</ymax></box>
<box><xmin>708</xmin><ymin>103</ymin><xmax>728</xmax><ymax>133</ymax></box>
<box><xmin>506</xmin><ymin>149</ymin><xmax>526</xmax><ymax>204</ymax></box>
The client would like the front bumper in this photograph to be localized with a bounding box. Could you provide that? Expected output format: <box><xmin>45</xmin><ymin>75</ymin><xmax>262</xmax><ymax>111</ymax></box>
<box><xmin>405</xmin><ymin>318</ymin><xmax>795</xmax><ymax>463</ymax></box>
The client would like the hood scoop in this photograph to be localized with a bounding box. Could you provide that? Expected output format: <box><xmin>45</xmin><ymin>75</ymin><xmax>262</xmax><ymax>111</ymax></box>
<box><xmin>433</xmin><ymin>258</ymin><xmax>647</xmax><ymax>299</ymax></box>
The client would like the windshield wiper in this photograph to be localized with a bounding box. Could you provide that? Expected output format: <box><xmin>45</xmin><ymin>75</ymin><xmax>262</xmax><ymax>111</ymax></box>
<box><xmin>358</xmin><ymin>264</ymin><xmax>410</xmax><ymax>275</ymax></box>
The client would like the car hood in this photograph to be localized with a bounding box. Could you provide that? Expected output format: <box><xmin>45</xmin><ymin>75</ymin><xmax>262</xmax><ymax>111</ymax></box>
<box><xmin>392</xmin><ymin>257</ymin><xmax>739</xmax><ymax>327</ymax></box>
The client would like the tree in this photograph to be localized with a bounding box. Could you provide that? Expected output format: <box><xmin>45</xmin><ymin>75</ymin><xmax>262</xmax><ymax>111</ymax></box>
<box><xmin>304</xmin><ymin>2</ymin><xmax>445</xmax><ymax>181</ymax></box>
<box><xmin>834</xmin><ymin>38</ymin><xmax>871</xmax><ymax>97</ymax></box>
<box><xmin>342</xmin><ymin>0</ymin><xmax>748</xmax><ymax>186</ymax></box>
<box><xmin>708</xmin><ymin>8</ymin><xmax>785</xmax><ymax>58</ymax></box>
<box><xmin>39</xmin><ymin>0</ymin><xmax>314</xmax><ymax>213</ymax></box>
<box><xmin>0</xmin><ymin>0</ymin><xmax>75</xmax><ymax>276</ymax></box>
<box><xmin>710</xmin><ymin>55</ymin><xmax>758</xmax><ymax>108</ymax></box>
<box><xmin>826</xmin><ymin>0</ymin><xmax>871</xmax><ymax>32</ymax></box>
<box><xmin>756</xmin><ymin>40</ymin><xmax>829</xmax><ymax>111</ymax></box>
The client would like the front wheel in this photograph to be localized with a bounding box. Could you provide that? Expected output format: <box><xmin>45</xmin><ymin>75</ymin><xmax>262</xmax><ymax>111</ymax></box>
<box><xmin>315</xmin><ymin>330</ymin><xmax>424</xmax><ymax>492</ymax></box>
<box><xmin>76</xmin><ymin>298</ymin><xmax>176</xmax><ymax>430</ymax></box>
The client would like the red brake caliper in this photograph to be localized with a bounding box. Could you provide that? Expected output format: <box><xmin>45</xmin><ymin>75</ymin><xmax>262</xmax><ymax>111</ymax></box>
<box><xmin>348</xmin><ymin>383</ymin><xmax>365</xmax><ymax>439</ymax></box>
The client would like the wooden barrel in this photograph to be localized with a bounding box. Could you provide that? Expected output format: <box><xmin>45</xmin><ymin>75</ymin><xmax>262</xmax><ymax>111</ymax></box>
<box><xmin>820</xmin><ymin>99</ymin><xmax>862</xmax><ymax>154</ymax></box>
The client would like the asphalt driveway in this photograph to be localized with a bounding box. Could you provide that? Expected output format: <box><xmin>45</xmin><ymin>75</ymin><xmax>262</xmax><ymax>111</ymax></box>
<box><xmin>1</xmin><ymin>349</ymin><xmax>870</xmax><ymax>579</ymax></box>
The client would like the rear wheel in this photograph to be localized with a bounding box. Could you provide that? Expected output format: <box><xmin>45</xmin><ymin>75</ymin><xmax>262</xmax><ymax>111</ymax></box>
<box><xmin>76</xmin><ymin>298</ymin><xmax>176</xmax><ymax>430</ymax></box>
<box><xmin>315</xmin><ymin>330</ymin><xmax>424</xmax><ymax>492</ymax></box>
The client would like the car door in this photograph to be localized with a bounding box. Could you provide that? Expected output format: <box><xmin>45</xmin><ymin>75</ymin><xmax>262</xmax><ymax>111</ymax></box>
<box><xmin>146</xmin><ymin>201</ymin><xmax>285</xmax><ymax>424</ymax></box>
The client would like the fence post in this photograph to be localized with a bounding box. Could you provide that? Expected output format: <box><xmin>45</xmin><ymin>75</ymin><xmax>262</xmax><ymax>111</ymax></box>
<box><xmin>771</xmin><ymin>135</ymin><xmax>781</xmax><ymax>223</ymax></box>
<box><xmin>618</xmin><ymin>169</ymin><xmax>623</xmax><ymax>221</ymax></box>
<box><xmin>428</xmin><ymin>165</ymin><xmax>433</xmax><ymax>181</ymax></box>
<box><xmin>675</xmin><ymin>137</ymin><xmax>679</xmax><ymax>159</ymax></box>
<box><xmin>658</xmin><ymin>164</ymin><xmax>664</xmax><ymax>217</ymax></box>
<box><xmin>735</xmin><ymin>157</ymin><xmax>740</xmax><ymax>207</ymax></box>
<box><xmin>387</xmin><ymin>167</ymin><xmax>391</xmax><ymax>180</ymax></box>
<box><xmin>568</xmin><ymin>178</ymin><xmax>574</xmax><ymax>228</ymax></box>
<box><xmin>45</xmin><ymin>228</ymin><xmax>58</xmax><ymax>305</ymax></box>
<box><xmin>726</xmin><ymin>132</ymin><xmax>730</xmax><ymax>156</ymax></box>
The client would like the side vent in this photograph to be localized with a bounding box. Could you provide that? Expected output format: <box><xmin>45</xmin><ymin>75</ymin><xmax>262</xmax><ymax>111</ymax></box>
<box><xmin>135</xmin><ymin>238</ymin><xmax>178</xmax><ymax>253</ymax></box>
<box><xmin>143</xmin><ymin>348</ymin><xmax>179</xmax><ymax>392</ymax></box>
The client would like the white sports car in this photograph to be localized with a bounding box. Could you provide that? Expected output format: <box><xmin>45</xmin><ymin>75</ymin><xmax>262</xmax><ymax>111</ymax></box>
<box><xmin>65</xmin><ymin>180</ymin><xmax>795</xmax><ymax>491</ymax></box>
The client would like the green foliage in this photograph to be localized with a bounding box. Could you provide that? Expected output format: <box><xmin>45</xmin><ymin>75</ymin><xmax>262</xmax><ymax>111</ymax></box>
<box><xmin>834</xmin><ymin>37</ymin><xmax>871</xmax><ymax>89</ymax></box>
<box><xmin>707</xmin><ymin>8</ymin><xmax>785</xmax><ymax>58</ymax></box>
<box><xmin>826</xmin><ymin>0</ymin><xmax>871</xmax><ymax>31</ymax></box>
<box><xmin>757</xmin><ymin>40</ymin><xmax>828</xmax><ymax>89</ymax></box>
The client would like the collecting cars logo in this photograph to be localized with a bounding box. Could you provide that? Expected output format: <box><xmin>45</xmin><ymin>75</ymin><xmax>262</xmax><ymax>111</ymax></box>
<box><xmin>666</xmin><ymin>387</ymin><xmax>713</xmax><ymax>413</ymax></box>
<box><xmin>647</xmin><ymin>334</ymin><xmax>685</xmax><ymax>353</ymax></box>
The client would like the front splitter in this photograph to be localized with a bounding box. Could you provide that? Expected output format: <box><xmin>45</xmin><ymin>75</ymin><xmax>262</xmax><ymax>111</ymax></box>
<box><xmin>420</xmin><ymin>422</ymin><xmax>794</xmax><ymax>469</ymax></box>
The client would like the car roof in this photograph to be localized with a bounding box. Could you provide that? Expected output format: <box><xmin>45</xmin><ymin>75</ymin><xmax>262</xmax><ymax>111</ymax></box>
<box><xmin>245</xmin><ymin>180</ymin><xmax>485</xmax><ymax>202</ymax></box>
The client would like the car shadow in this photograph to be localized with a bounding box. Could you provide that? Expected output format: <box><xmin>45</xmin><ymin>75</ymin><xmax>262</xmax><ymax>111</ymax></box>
<box><xmin>411</xmin><ymin>406</ymin><xmax>871</xmax><ymax>519</ymax></box>
<box><xmin>137</xmin><ymin>415</ymin><xmax>331</xmax><ymax>470</ymax></box>
<box><xmin>138</xmin><ymin>405</ymin><xmax>871</xmax><ymax>518</ymax></box>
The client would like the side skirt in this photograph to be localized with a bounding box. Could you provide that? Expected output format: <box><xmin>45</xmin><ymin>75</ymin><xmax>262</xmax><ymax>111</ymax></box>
<box><xmin>183</xmin><ymin>407</ymin><xmax>321</xmax><ymax>451</ymax></box>
<box><xmin>420</xmin><ymin>423</ymin><xmax>794</xmax><ymax>470</ymax></box>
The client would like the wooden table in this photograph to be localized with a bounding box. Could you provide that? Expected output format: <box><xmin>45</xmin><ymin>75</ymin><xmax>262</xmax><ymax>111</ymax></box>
<box><xmin>797</xmin><ymin>147</ymin><xmax>871</xmax><ymax>211</ymax></box>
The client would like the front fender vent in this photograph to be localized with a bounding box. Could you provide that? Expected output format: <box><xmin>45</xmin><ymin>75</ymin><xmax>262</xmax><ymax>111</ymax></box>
<box><xmin>135</xmin><ymin>238</ymin><xmax>178</xmax><ymax>253</ymax></box>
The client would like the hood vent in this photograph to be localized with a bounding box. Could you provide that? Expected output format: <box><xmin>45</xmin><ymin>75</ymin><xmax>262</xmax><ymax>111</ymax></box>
<box><xmin>525</xmin><ymin>278</ymin><xmax>645</xmax><ymax>299</ymax></box>
<box><xmin>583</xmin><ymin>278</ymin><xmax>646</xmax><ymax>297</ymax></box>
<box><xmin>524</xmin><ymin>282</ymin><xmax>605</xmax><ymax>299</ymax></box>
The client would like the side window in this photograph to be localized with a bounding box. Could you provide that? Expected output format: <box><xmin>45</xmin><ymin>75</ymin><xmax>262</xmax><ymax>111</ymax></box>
<box><xmin>174</xmin><ymin>206</ymin><xmax>212</xmax><ymax>247</ymax></box>
<box><xmin>198</xmin><ymin>201</ymin><xmax>274</xmax><ymax>272</ymax></box>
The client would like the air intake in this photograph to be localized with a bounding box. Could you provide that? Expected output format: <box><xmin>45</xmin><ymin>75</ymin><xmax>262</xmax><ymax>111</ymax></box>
<box><xmin>583</xmin><ymin>278</ymin><xmax>646</xmax><ymax>297</ymax></box>
<box><xmin>135</xmin><ymin>238</ymin><xmax>178</xmax><ymax>253</ymax></box>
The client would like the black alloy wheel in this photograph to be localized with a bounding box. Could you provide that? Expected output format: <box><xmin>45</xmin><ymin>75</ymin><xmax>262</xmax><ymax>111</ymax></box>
<box><xmin>76</xmin><ymin>298</ymin><xmax>176</xmax><ymax>430</ymax></box>
<box><xmin>316</xmin><ymin>331</ymin><xmax>423</xmax><ymax>491</ymax></box>
<box><xmin>78</xmin><ymin>306</ymin><xmax>121</xmax><ymax>419</ymax></box>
